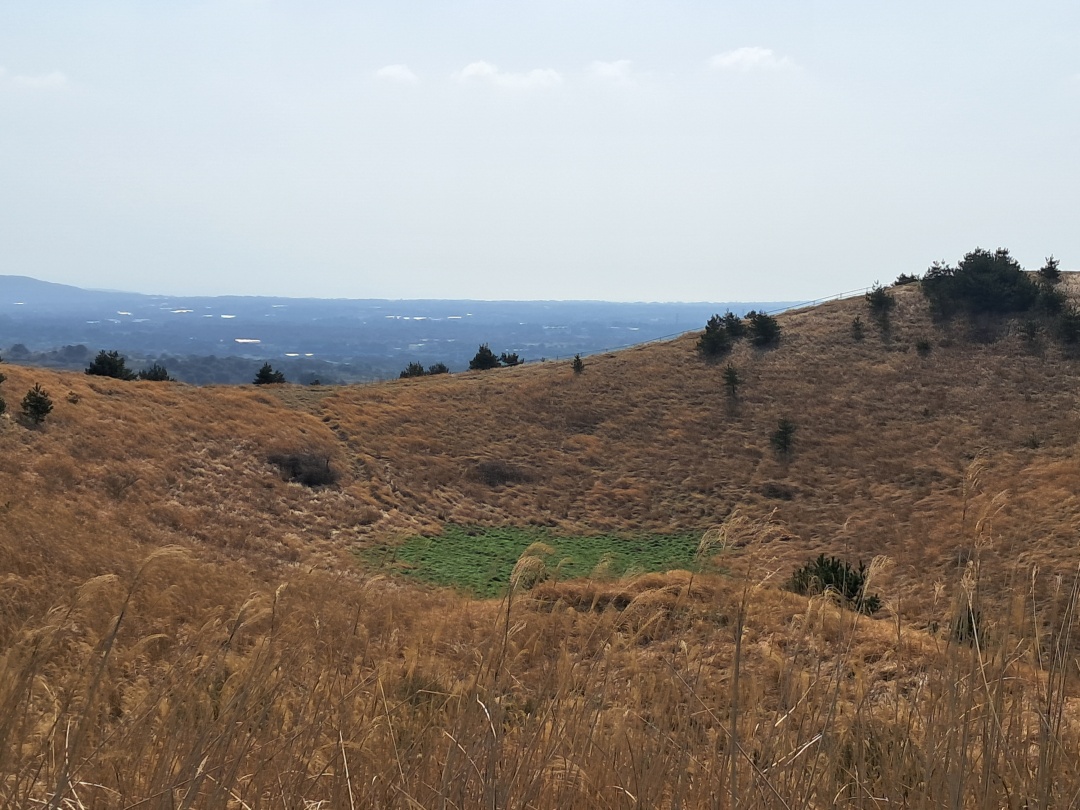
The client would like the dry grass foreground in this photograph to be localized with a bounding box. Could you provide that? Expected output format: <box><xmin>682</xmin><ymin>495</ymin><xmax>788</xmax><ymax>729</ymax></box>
<box><xmin>4</xmin><ymin>534</ymin><xmax>1080</xmax><ymax>808</ymax></box>
<box><xmin>4</xmin><ymin>280</ymin><xmax>1080</xmax><ymax>804</ymax></box>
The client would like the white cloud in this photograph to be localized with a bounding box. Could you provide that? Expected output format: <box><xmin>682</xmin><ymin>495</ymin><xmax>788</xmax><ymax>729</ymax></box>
<box><xmin>454</xmin><ymin>61</ymin><xmax>562</xmax><ymax>89</ymax></box>
<box><xmin>0</xmin><ymin>68</ymin><xmax>69</xmax><ymax>90</ymax></box>
<box><xmin>588</xmin><ymin>60</ymin><xmax>634</xmax><ymax>84</ymax></box>
<box><xmin>708</xmin><ymin>47</ymin><xmax>796</xmax><ymax>72</ymax></box>
<box><xmin>375</xmin><ymin>64</ymin><xmax>419</xmax><ymax>85</ymax></box>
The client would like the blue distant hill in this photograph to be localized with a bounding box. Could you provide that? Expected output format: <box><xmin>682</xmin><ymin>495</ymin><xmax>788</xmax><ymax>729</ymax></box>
<box><xmin>0</xmin><ymin>276</ymin><xmax>798</xmax><ymax>384</ymax></box>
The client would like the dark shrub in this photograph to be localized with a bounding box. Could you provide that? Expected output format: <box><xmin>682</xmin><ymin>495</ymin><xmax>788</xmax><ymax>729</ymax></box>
<box><xmin>721</xmin><ymin>311</ymin><xmax>747</xmax><ymax>338</ymax></box>
<box><xmin>771</xmin><ymin>418</ymin><xmax>796</xmax><ymax>457</ymax></box>
<box><xmin>1058</xmin><ymin>309</ymin><xmax>1080</xmax><ymax>344</ymax></box>
<box><xmin>469</xmin><ymin>344</ymin><xmax>501</xmax><ymax>371</ymax></box>
<box><xmin>915</xmin><ymin>338</ymin><xmax>932</xmax><ymax>357</ymax></box>
<box><xmin>851</xmin><ymin>316</ymin><xmax>866</xmax><ymax>342</ymax></box>
<box><xmin>86</xmin><ymin>350</ymin><xmax>136</xmax><ymax>380</ymax></box>
<box><xmin>499</xmin><ymin>351</ymin><xmax>523</xmax><ymax>366</ymax></box>
<box><xmin>952</xmin><ymin>605</ymin><xmax>982</xmax><ymax>645</ymax></box>
<box><xmin>474</xmin><ymin>460</ymin><xmax>532</xmax><ymax>486</ymax></box>
<box><xmin>922</xmin><ymin>248</ymin><xmax>1039</xmax><ymax>318</ymax></box>
<box><xmin>865</xmin><ymin>282</ymin><xmax>896</xmax><ymax>317</ymax></box>
<box><xmin>697</xmin><ymin>314</ymin><xmax>732</xmax><ymax>359</ymax></box>
<box><xmin>787</xmin><ymin>554</ymin><xmax>881</xmax><ymax>615</ymax></box>
<box><xmin>745</xmin><ymin>310</ymin><xmax>782</xmax><ymax>347</ymax></box>
<box><xmin>254</xmin><ymin>363</ymin><xmax>286</xmax><ymax>384</ymax></box>
<box><xmin>572</xmin><ymin>354</ymin><xmax>585</xmax><ymax>374</ymax></box>
<box><xmin>894</xmin><ymin>273</ymin><xmax>921</xmax><ymax>286</ymax></box>
<box><xmin>723</xmin><ymin>364</ymin><xmax>740</xmax><ymax>399</ymax></box>
<box><xmin>0</xmin><ymin>395</ymin><xmax>5</xmax><ymax>416</ymax></box>
<box><xmin>761</xmin><ymin>481</ymin><xmax>794</xmax><ymax>500</ymax></box>
<box><xmin>1035</xmin><ymin>284</ymin><xmax>1067</xmax><ymax>316</ymax></box>
<box><xmin>138</xmin><ymin>363</ymin><xmax>173</xmax><ymax>381</ymax></box>
<box><xmin>402</xmin><ymin>361</ymin><xmax>449</xmax><ymax>378</ymax></box>
<box><xmin>1038</xmin><ymin>255</ymin><xmax>1061</xmax><ymax>284</ymax></box>
<box><xmin>268</xmin><ymin>452</ymin><xmax>338</xmax><ymax>487</ymax></box>
<box><xmin>21</xmin><ymin>383</ymin><xmax>53</xmax><ymax>425</ymax></box>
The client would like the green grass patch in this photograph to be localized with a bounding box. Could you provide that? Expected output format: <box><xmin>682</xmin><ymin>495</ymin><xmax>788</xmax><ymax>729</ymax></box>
<box><xmin>362</xmin><ymin>525</ymin><xmax>705</xmax><ymax>598</ymax></box>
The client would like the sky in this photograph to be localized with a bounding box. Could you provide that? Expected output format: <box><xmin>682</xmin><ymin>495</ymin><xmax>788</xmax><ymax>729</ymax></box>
<box><xmin>1</xmin><ymin>1</ymin><xmax>1078</xmax><ymax>302</ymax></box>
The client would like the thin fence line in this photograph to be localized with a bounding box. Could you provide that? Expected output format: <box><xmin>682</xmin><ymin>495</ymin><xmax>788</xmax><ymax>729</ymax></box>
<box><xmin>532</xmin><ymin>286</ymin><xmax>872</xmax><ymax>363</ymax></box>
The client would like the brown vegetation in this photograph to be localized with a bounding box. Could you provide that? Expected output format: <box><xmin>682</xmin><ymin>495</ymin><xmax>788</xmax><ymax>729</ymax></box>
<box><xmin>4</xmin><ymin>277</ymin><xmax>1080</xmax><ymax>805</ymax></box>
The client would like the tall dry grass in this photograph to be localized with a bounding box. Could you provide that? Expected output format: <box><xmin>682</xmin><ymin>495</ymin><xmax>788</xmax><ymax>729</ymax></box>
<box><xmin>3</xmin><ymin>521</ymin><xmax>1080</xmax><ymax>808</ymax></box>
<box><xmin>6</xmin><ymin>284</ymin><xmax>1080</xmax><ymax>805</ymax></box>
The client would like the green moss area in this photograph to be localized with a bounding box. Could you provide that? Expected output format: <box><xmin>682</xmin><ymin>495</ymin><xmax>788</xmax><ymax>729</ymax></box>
<box><xmin>362</xmin><ymin>526</ymin><xmax>704</xmax><ymax>598</ymax></box>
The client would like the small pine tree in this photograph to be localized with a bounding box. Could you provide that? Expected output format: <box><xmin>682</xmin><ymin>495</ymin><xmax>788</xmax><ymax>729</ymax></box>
<box><xmin>0</xmin><ymin>395</ymin><xmax>6</xmax><ymax>416</ymax></box>
<box><xmin>865</xmin><ymin>282</ymin><xmax>896</xmax><ymax>320</ymax></box>
<box><xmin>1039</xmin><ymin>255</ymin><xmax>1061</xmax><ymax>284</ymax></box>
<box><xmin>722</xmin><ymin>364</ymin><xmax>740</xmax><ymax>399</ymax></box>
<box><xmin>499</xmin><ymin>351</ymin><xmax>523</xmax><ymax>366</ymax></box>
<box><xmin>771</xmin><ymin>418</ymin><xmax>795</xmax><ymax>457</ymax></box>
<box><xmin>698</xmin><ymin>314</ymin><xmax>732</xmax><ymax>359</ymax></box>
<box><xmin>137</xmin><ymin>363</ymin><xmax>173</xmax><ymax>381</ymax></box>
<box><xmin>86</xmin><ymin>350</ymin><xmax>137</xmax><ymax>380</ymax></box>
<box><xmin>746</xmin><ymin>311</ymin><xmax>782</xmax><ymax>347</ymax></box>
<box><xmin>721</xmin><ymin>311</ymin><xmax>747</xmax><ymax>338</ymax></box>
<box><xmin>1058</xmin><ymin>309</ymin><xmax>1080</xmax><ymax>344</ymax></box>
<box><xmin>253</xmin><ymin>363</ymin><xmax>286</xmax><ymax>384</ymax></box>
<box><xmin>427</xmin><ymin>362</ymin><xmax>449</xmax><ymax>375</ymax></box>
<box><xmin>21</xmin><ymin>383</ymin><xmax>53</xmax><ymax>425</ymax></box>
<box><xmin>399</xmin><ymin>361</ymin><xmax>426</xmax><ymax>379</ymax></box>
<box><xmin>787</xmin><ymin>554</ymin><xmax>881</xmax><ymax>615</ymax></box>
<box><xmin>469</xmin><ymin>344</ymin><xmax>501</xmax><ymax>371</ymax></box>
<box><xmin>851</xmin><ymin>316</ymin><xmax>866</xmax><ymax>342</ymax></box>
<box><xmin>572</xmin><ymin>354</ymin><xmax>585</xmax><ymax>374</ymax></box>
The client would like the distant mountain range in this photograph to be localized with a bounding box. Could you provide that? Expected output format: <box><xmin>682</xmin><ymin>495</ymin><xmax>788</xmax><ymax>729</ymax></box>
<box><xmin>0</xmin><ymin>275</ymin><xmax>796</xmax><ymax>384</ymax></box>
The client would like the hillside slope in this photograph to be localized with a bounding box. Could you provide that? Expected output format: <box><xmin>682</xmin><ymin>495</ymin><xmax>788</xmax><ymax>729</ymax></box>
<box><xmin>5</xmin><ymin>280</ymin><xmax>1080</xmax><ymax>806</ymax></box>
<box><xmin>3</xmin><ymin>281</ymin><xmax>1080</xmax><ymax>621</ymax></box>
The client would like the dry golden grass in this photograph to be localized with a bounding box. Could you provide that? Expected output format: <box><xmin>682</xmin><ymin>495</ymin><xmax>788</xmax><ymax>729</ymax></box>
<box><xmin>3</xmin><ymin>529</ymin><xmax>1080</xmax><ymax>807</ymax></box>
<box><xmin>6</xmin><ymin>282</ymin><xmax>1080</xmax><ymax>805</ymax></box>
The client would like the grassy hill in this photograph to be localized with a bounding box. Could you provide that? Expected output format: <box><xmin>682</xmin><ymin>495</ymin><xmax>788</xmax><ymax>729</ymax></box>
<box><xmin>4</xmin><ymin>278</ymin><xmax>1080</xmax><ymax>806</ymax></box>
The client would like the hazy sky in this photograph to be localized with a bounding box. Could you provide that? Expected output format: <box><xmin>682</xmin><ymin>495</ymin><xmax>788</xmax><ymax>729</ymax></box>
<box><xmin>1</xmin><ymin>2</ymin><xmax>1077</xmax><ymax>301</ymax></box>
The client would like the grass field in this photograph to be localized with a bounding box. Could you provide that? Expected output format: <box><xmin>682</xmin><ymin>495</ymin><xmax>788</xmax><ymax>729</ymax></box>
<box><xmin>10</xmin><ymin>275</ymin><xmax>1080</xmax><ymax>806</ymax></box>
<box><xmin>363</xmin><ymin>525</ymin><xmax>706</xmax><ymax>596</ymax></box>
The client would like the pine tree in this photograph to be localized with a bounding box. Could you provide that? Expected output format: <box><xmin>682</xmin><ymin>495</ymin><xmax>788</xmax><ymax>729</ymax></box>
<box><xmin>137</xmin><ymin>363</ymin><xmax>173</xmax><ymax>381</ymax></box>
<box><xmin>722</xmin><ymin>365</ymin><xmax>740</xmax><ymax>399</ymax></box>
<box><xmin>253</xmin><ymin>363</ymin><xmax>286</xmax><ymax>384</ymax></box>
<box><xmin>865</xmin><ymin>282</ymin><xmax>896</xmax><ymax>320</ymax></box>
<box><xmin>86</xmin><ymin>350</ymin><xmax>137</xmax><ymax>380</ymax></box>
<box><xmin>771</xmin><ymin>418</ymin><xmax>795</xmax><ymax>457</ymax></box>
<box><xmin>746</xmin><ymin>311</ymin><xmax>782</xmax><ymax>347</ymax></box>
<box><xmin>721</xmin><ymin>311</ymin><xmax>747</xmax><ymax>338</ymax></box>
<box><xmin>572</xmin><ymin>354</ymin><xmax>585</xmax><ymax>374</ymax></box>
<box><xmin>697</xmin><ymin>314</ymin><xmax>732</xmax><ymax>358</ymax></box>
<box><xmin>21</xmin><ymin>383</ymin><xmax>53</xmax><ymax>425</ymax></box>
<box><xmin>1039</xmin><ymin>255</ymin><xmax>1062</xmax><ymax>284</ymax></box>
<box><xmin>469</xmin><ymin>344</ymin><xmax>501</xmax><ymax>371</ymax></box>
<box><xmin>851</xmin><ymin>316</ymin><xmax>866</xmax><ymax>342</ymax></box>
